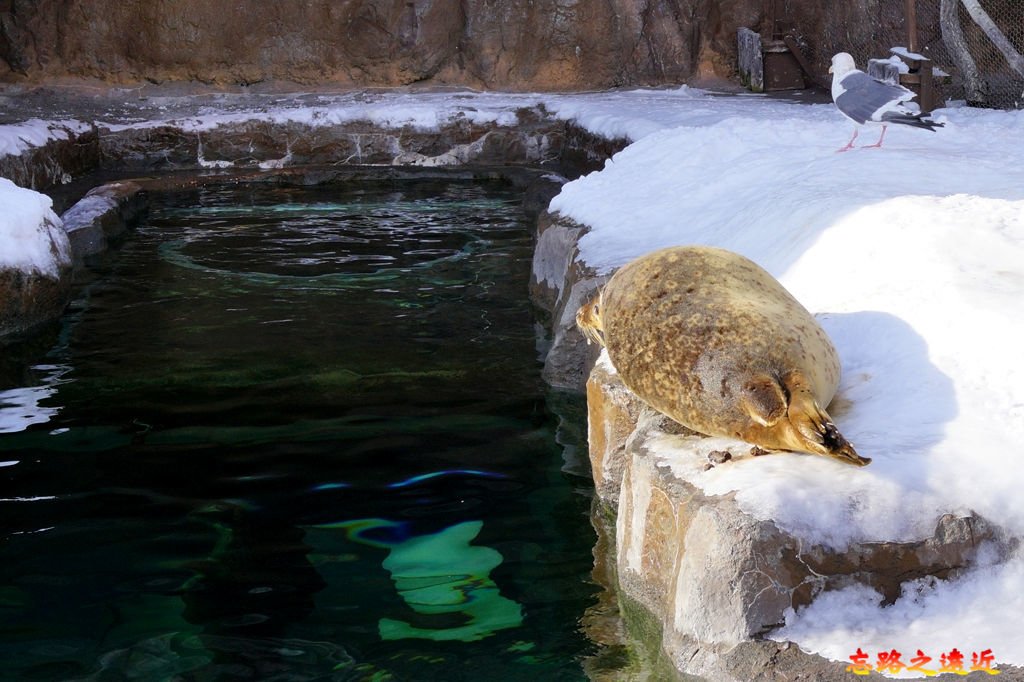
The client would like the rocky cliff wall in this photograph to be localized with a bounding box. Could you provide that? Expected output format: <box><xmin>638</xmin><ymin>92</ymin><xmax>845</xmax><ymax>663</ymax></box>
<box><xmin>0</xmin><ymin>0</ymin><xmax>909</xmax><ymax>89</ymax></box>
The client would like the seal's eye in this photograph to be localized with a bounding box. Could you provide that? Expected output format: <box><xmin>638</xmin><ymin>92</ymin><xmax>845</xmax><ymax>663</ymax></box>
<box><xmin>593</xmin><ymin>304</ymin><xmax>600</xmax><ymax>315</ymax></box>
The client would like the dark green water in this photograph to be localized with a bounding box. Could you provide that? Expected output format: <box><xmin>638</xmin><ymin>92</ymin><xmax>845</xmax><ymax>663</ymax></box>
<box><xmin>0</xmin><ymin>180</ymin><xmax>603</xmax><ymax>681</ymax></box>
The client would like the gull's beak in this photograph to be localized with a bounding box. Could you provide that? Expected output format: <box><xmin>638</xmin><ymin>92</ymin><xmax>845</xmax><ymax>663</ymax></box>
<box><xmin>828</xmin><ymin>65</ymin><xmax>834</xmax><ymax>74</ymax></box>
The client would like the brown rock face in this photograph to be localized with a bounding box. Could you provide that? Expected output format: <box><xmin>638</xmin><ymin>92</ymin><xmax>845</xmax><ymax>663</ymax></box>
<box><xmin>0</xmin><ymin>266</ymin><xmax>71</xmax><ymax>337</ymax></box>
<box><xmin>0</xmin><ymin>0</ymin><xmax>911</xmax><ymax>89</ymax></box>
<box><xmin>0</xmin><ymin>0</ymin><xmax>691</xmax><ymax>88</ymax></box>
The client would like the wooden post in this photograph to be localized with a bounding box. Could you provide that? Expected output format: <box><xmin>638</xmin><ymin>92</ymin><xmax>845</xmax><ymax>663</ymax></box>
<box><xmin>906</xmin><ymin>0</ymin><xmax>919</xmax><ymax>53</ymax></box>
<box><xmin>918</xmin><ymin>58</ymin><xmax>935</xmax><ymax>113</ymax></box>
<box><xmin>901</xmin><ymin>0</ymin><xmax>938</xmax><ymax>114</ymax></box>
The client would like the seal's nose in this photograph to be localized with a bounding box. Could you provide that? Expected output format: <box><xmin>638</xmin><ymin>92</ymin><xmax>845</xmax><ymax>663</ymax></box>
<box><xmin>830</xmin><ymin>448</ymin><xmax>871</xmax><ymax>467</ymax></box>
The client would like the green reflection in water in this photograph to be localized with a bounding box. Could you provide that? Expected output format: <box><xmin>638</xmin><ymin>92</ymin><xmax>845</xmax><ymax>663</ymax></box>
<box><xmin>380</xmin><ymin>520</ymin><xmax>523</xmax><ymax>642</ymax></box>
<box><xmin>320</xmin><ymin>518</ymin><xmax>524</xmax><ymax>642</ymax></box>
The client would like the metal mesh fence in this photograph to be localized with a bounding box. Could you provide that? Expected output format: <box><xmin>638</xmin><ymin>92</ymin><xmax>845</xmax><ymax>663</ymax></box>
<box><xmin>946</xmin><ymin>0</ymin><xmax>1024</xmax><ymax>108</ymax></box>
<box><xmin>849</xmin><ymin>0</ymin><xmax>1023</xmax><ymax>109</ymax></box>
<box><xmin>780</xmin><ymin>0</ymin><xmax>1020</xmax><ymax>109</ymax></box>
<box><xmin>817</xmin><ymin>2</ymin><xmax>940</xmax><ymax>77</ymax></box>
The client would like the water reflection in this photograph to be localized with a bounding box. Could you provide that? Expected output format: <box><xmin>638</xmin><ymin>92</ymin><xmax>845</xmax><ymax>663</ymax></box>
<box><xmin>386</xmin><ymin>469</ymin><xmax>508</xmax><ymax>489</ymax></box>
<box><xmin>380</xmin><ymin>520</ymin><xmax>522</xmax><ymax>643</ymax></box>
<box><xmin>316</xmin><ymin>518</ymin><xmax>524</xmax><ymax>642</ymax></box>
<box><xmin>0</xmin><ymin>364</ymin><xmax>69</xmax><ymax>434</ymax></box>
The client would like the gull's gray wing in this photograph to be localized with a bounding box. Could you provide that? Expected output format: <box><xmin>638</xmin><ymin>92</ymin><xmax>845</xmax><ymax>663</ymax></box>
<box><xmin>835</xmin><ymin>71</ymin><xmax>915</xmax><ymax>124</ymax></box>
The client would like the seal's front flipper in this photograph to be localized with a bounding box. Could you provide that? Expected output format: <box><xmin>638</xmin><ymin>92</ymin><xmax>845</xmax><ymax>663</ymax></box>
<box><xmin>740</xmin><ymin>375</ymin><xmax>787</xmax><ymax>427</ymax></box>
<box><xmin>783</xmin><ymin>373</ymin><xmax>870</xmax><ymax>467</ymax></box>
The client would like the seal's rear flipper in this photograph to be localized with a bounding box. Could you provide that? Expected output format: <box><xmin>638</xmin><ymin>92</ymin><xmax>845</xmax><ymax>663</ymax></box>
<box><xmin>785</xmin><ymin>377</ymin><xmax>870</xmax><ymax>467</ymax></box>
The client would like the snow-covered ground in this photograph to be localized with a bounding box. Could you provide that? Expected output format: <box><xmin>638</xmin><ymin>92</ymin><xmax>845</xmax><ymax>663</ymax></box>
<box><xmin>2</xmin><ymin>84</ymin><xmax>1023</xmax><ymax>676</ymax></box>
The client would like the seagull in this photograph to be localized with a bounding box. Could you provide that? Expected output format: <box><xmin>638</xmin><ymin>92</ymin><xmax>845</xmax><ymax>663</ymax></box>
<box><xmin>828</xmin><ymin>52</ymin><xmax>944</xmax><ymax>152</ymax></box>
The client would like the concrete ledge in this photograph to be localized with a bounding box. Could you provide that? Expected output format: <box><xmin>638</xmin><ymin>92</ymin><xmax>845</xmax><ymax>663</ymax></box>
<box><xmin>1</xmin><ymin>106</ymin><xmax>606</xmax><ymax>197</ymax></box>
<box><xmin>528</xmin><ymin>210</ymin><xmax>607</xmax><ymax>389</ymax></box>
<box><xmin>62</xmin><ymin>181</ymin><xmax>147</xmax><ymax>264</ymax></box>
<box><xmin>98</xmin><ymin>114</ymin><xmax>564</xmax><ymax>172</ymax></box>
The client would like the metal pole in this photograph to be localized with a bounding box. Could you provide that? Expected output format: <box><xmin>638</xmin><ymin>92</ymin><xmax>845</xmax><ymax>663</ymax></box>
<box><xmin>906</xmin><ymin>0</ymin><xmax>919</xmax><ymax>53</ymax></box>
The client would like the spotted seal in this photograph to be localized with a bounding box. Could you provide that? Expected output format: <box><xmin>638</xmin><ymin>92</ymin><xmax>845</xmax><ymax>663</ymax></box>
<box><xmin>577</xmin><ymin>245</ymin><xmax>868</xmax><ymax>466</ymax></box>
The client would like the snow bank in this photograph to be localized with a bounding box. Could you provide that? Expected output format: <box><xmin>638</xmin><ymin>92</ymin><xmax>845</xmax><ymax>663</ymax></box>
<box><xmin>0</xmin><ymin>178</ymin><xmax>69</xmax><ymax>278</ymax></box>
<box><xmin>776</xmin><ymin>545</ymin><xmax>1020</xmax><ymax>679</ymax></box>
<box><xmin>546</xmin><ymin>90</ymin><xmax>1024</xmax><ymax>674</ymax></box>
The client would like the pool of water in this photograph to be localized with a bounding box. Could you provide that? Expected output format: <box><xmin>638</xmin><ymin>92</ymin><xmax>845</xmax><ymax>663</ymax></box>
<box><xmin>0</xmin><ymin>179</ymin><xmax>604</xmax><ymax>681</ymax></box>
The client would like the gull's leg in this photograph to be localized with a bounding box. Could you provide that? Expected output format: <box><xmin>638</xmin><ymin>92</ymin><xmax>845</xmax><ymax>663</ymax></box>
<box><xmin>837</xmin><ymin>127</ymin><xmax>859</xmax><ymax>152</ymax></box>
<box><xmin>862</xmin><ymin>125</ymin><xmax>888</xmax><ymax>148</ymax></box>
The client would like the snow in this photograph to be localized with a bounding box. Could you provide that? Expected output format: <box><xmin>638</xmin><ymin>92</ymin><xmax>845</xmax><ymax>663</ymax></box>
<box><xmin>0</xmin><ymin>86</ymin><xmax>703</xmax><ymax>153</ymax></box>
<box><xmin>545</xmin><ymin>90</ymin><xmax>1024</xmax><ymax>676</ymax></box>
<box><xmin>875</xmin><ymin>55</ymin><xmax>912</xmax><ymax>74</ymax></box>
<box><xmin>776</xmin><ymin>547</ymin><xmax>1019</xmax><ymax>678</ymax></box>
<box><xmin>60</xmin><ymin>191</ymin><xmax>118</xmax><ymax>228</ymax></box>
<box><xmin>0</xmin><ymin>177</ymin><xmax>69</xmax><ymax>277</ymax></box>
<box><xmin>891</xmin><ymin>46</ymin><xmax>928</xmax><ymax>61</ymax></box>
<box><xmin>0</xmin><ymin>83</ymin><xmax>1022</xmax><ymax>674</ymax></box>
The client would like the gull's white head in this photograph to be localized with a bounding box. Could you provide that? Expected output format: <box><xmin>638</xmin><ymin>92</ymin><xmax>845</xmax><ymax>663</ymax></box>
<box><xmin>828</xmin><ymin>52</ymin><xmax>857</xmax><ymax>77</ymax></box>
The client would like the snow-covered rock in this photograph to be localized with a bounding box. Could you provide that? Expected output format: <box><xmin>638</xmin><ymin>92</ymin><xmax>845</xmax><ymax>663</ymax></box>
<box><xmin>0</xmin><ymin>120</ymin><xmax>95</xmax><ymax>190</ymax></box>
<box><xmin>0</xmin><ymin>178</ymin><xmax>73</xmax><ymax>337</ymax></box>
<box><xmin>587</xmin><ymin>354</ymin><xmax>1006</xmax><ymax>678</ymax></box>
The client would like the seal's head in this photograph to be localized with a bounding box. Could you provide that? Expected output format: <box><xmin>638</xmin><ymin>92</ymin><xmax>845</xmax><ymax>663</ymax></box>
<box><xmin>576</xmin><ymin>293</ymin><xmax>606</xmax><ymax>346</ymax></box>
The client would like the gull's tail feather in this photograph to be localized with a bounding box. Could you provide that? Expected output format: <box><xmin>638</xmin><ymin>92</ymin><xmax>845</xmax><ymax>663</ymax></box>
<box><xmin>882</xmin><ymin>111</ymin><xmax>944</xmax><ymax>132</ymax></box>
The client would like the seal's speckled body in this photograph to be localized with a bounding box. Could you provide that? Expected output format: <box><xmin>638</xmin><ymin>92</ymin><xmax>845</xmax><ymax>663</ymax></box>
<box><xmin>577</xmin><ymin>245</ymin><xmax>868</xmax><ymax>466</ymax></box>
